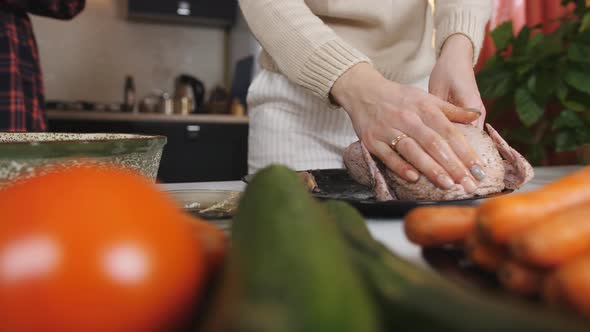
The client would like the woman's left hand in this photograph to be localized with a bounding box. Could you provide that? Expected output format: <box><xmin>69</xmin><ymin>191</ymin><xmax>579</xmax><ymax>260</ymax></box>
<box><xmin>429</xmin><ymin>34</ymin><xmax>486</xmax><ymax>129</ymax></box>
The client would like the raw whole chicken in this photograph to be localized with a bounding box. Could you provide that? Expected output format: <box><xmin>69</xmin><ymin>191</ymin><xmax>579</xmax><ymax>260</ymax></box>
<box><xmin>343</xmin><ymin>124</ymin><xmax>534</xmax><ymax>201</ymax></box>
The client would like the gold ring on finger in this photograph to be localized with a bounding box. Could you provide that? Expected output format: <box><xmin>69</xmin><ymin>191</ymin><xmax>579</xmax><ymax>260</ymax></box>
<box><xmin>390</xmin><ymin>133</ymin><xmax>408</xmax><ymax>151</ymax></box>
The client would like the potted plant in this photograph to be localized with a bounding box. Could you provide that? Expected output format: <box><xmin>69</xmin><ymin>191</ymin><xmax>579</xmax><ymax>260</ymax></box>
<box><xmin>476</xmin><ymin>0</ymin><xmax>590</xmax><ymax>165</ymax></box>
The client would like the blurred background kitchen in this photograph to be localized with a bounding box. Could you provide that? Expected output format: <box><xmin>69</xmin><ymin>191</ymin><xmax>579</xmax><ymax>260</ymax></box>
<box><xmin>32</xmin><ymin>0</ymin><xmax>258</xmax><ymax>183</ymax></box>
<box><xmin>10</xmin><ymin>0</ymin><xmax>590</xmax><ymax>183</ymax></box>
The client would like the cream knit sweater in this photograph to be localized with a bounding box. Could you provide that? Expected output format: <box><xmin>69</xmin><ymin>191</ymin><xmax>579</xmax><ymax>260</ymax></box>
<box><xmin>239</xmin><ymin>0</ymin><xmax>492</xmax><ymax>102</ymax></box>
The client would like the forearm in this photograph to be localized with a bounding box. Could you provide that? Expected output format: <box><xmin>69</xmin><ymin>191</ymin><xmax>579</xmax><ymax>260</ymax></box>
<box><xmin>440</xmin><ymin>34</ymin><xmax>474</xmax><ymax>62</ymax></box>
<box><xmin>239</xmin><ymin>0</ymin><xmax>370</xmax><ymax>100</ymax></box>
<box><xmin>434</xmin><ymin>0</ymin><xmax>492</xmax><ymax>64</ymax></box>
<box><xmin>331</xmin><ymin>63</ymin><xmax>387</xmax><ymax>111</ymax></box>
<box><xmin>2</xmin><ymin>0</ymin><xmax>85</xmax><ymax>19</ymax></box>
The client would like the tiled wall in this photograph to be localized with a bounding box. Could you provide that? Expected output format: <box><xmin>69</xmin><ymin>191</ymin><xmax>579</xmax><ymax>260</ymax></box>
<box><xmin>31</xmin><ymin>0</ymin><xmax>227</xmax><ymax>103</ymax></box>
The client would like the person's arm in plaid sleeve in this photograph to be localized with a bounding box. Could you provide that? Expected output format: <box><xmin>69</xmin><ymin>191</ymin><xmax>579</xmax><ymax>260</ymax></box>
<box><xmin>0</xmin><ymin>0</ymin><xmax>85</xmax><ymax>19</ymax></box>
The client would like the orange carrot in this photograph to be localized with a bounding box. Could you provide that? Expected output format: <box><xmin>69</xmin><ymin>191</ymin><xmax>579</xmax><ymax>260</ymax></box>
<box><xmin>555</xmin><ymin>255</ymin><xmax>590</xmax><ymax>317</ymax></box>
<box><xmin>464</xmin><ymin>232</ymin><xmax>508</xmax><ymax>272</ymax></box>
<box><xmin>477</xmin><ymin>166</ymin><xmax>590</xmax><ymax>245</ymax></box>
<box><xmin>511</xmin><ymin>205</ymin><xmax>590</xmax><ymax>268</ymax></box>
<box><xmin>498</xmin><ymin>260</ymin><xmax>544</xmax><ymax>297</ymax></box>
<box><xmin>404</xmin><ymin>206</ymin><xmax>477</xmax><ymax>247</ymax></box>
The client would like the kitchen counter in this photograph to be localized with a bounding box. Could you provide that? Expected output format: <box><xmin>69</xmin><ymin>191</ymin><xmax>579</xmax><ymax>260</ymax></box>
<box><xmin>159</xmin><ymin>166</ymin><xmax>583</xmax><ymax>268</ymax></box>
<box><xmin>47</xmin><ymin>109</ymin><xmax>249</xmax><ymax>124</ymax></box>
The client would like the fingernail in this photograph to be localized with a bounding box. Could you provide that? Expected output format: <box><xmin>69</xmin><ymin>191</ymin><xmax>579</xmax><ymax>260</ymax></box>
<box><xmin>406</xmin><ymin>170</ymin><xmax>420</xmax><ymax>182</ymax></box>
<box><xmin>470</xmin><ymin>165</ymin><xmax>487</xmax><ymax>181</ymax></box>
<box><xmin>437</xmin><ymin>174</ymin><xmax>455</xmax><ymax>189</ymax></box>
<box><xmin>463</xmin><ymin>108</ymin><xmax>482</xmax><ymax>117</ymax></box>
<box><xmin>461</xmin><ymin>177</ymin><xmax>478</xmax><ymax>193</ymax></box>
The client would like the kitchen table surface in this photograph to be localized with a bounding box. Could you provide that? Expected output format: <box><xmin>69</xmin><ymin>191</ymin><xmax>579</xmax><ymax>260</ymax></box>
<box><xmin>160</xmin><ymin>166</ymin><xmax>583</xmax><ymax>268</ymax></box>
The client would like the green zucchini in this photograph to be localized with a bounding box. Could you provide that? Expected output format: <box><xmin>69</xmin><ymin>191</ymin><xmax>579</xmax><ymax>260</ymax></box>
<box><xmin>323</xmin><ymin>200</ymin><xmax>589</xmax><ymax>332</ymax></box>
<box><xmin>204</xmin><ymin>166</ymin><xmax>380</xmax><ymax>332</ymax></box>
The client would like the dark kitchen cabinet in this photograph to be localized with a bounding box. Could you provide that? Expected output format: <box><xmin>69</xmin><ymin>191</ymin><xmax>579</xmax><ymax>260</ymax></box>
<box><xmin>128</xmin><ymin>0</ymin><xmax>238</xmax><ymax>28</ymax></box>
<box><xmin>47</xmin><ymin>118</ymin><xmax>248</xmax><ymax>183</ymax></box>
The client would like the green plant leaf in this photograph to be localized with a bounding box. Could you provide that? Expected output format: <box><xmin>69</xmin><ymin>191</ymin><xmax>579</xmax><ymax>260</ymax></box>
<box><xmin>562</xmin><ymin>99</ymin><xmax>588</xmax><ymax>111</ymax></box>
<box><xmin>488</xmin><ymin>95</ymin><xmax>515</xmax><ymax>120</ymax></box>
<box><xmin>555</xmin><ymin>130</ymin><xmax>579</xmax><ymax>151</ymax></box>
<box><xmin>557</xmin><ymin>82</ymin><xmax>569</xmax><ymax>101</ymax></box>
<box><xmin>558</xmin><ymin>85</ymin><xmax>590</xmax><ymax>111</ymax></box>
<box><xmin>515</xmin><ymin>87</ymin><xmax>545</xmax><ymax>126</ymax></box>
<box><xmin>513</xmin><ymin>26</ymin><xmax>531</xmax><ymax>56</ymax></box>
<box><xmin>565</xmin><ymin>69</ymin><xmax>590</xmax><ymax>95</ymax></box>
<box><xmin>576</xmin><ymin>126</ymin><xmax>590</xmax><ymax>143</ymax></box>
<box><xmin>527</xmin><ymin>75</ymin><xmax>537</xmax><ymax>94</ymax></box>
<box><xmin>552</xmin><ymin>109</ymin><xmax>583</xmax><ymax>130</ymax></box>
<box><xmin>516</xmin><ymin>63</ymin><xmax>535</xmax><ymax>77</ymax></box>
<box><xmin>527</xmin><ymin>144</ymin><xmax>547</xmax><ymax>166</ymax></box>
<box><xmin>553</xmin><ymin>19</ymin><xmax>577</xmax><ymax>40</ymax></box>
<box><xmin>568</xmin><ymin>43</ymin><xmax>590</xmax><ymax>62</ymax></box>
<box><xmin>491</xmin><ymin>21</ymin><xmax>514</xmax><ymax>50</ymax></box>
<box><xmin>480</xmin><ymin>54</ymin><xmax>501</xmax><ymax>72</ymax></box>
<box><xmin>529</xmin><ymin>70</ymin><xmax>560</xmax><ymax>102</ymax></box>
<box><xmin>526</xmin><ymin>33</ymin><xmax>544</xmax><ymax>54</ymax></box>
<box><xmin>578</xmin><ymin>27</ymin><xmax>590</xmax><ymax>43</ymax></box>
<box><xmin>476</xmin><ymin>70</ymin><xmax>514</xmax><ymax>98</ymax></box>
<box><xmin>580</xmin><ymin>13</ymin><xmax>590</xmax><ymax>32</ymax></box>
<box><xmin>505</xmin><ymin>127</ymin><xmax>535</xmax><ymax>144</ymax></box>
<box><xmin>540</xmin><ymin>37</ymin><xmax>564</xmax><ymax>58</ymax></box>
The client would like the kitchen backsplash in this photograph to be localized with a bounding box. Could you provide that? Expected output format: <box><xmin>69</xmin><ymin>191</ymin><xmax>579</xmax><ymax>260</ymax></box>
<box><xmin>32</xmin><ymin>0</ymin><xmax>238</xmax><ymax>103</ymax></box>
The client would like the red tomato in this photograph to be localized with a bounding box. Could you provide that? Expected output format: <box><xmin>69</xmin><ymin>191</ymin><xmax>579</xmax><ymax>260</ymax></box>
<box><xmin>0</xmin><ymin>166</ymin><xmax>205</xmax><ymax>332</ymax></box>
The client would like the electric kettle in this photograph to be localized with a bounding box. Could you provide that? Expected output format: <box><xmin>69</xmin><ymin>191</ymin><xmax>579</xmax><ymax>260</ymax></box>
<box><xmin>173</xmin><ymin>74</ymin><xmax>205</xmax><ymax>114</ymax></box>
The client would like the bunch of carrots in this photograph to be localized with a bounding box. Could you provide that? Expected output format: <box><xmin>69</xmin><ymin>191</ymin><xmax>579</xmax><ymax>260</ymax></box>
<box><xmin>404</xmin><ymin>166</ymin><xmax>590</xmax><ymax>317</ymax></box>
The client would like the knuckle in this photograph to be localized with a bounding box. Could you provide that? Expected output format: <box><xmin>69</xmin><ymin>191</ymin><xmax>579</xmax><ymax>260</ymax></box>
<box><xmin>447</xmin><ymin>163</ymin><xmax>466</xmax><ymax>178</ymax></box>
<box><xmin>384</xmin><ymin>151</ymin><xmax>406</xmax><ymax>172</ymax></box>
<box><xmin>381</xmin><ymin>146</ymin><xmax>397</xmax><ymax>160</ymax></box>
<box><xmin>388</xmin><ymin>156</ymin><xmax>412</xmax><ymax>174</ymax></box>
<box><xmin>386</xmin><ymin>154</ymin><xmax>403</xmax><ymax>169</ymax></box>
<box><xmin>426</xmin><ymin>167</ymin><xmax>445</xmax><ymax>181</ymax></box>
<box><xmin>424</xmin><ymin>134</ymin><xmax>443</xmax><ymax>151</ymax></box>
<box><xmin>422</xmin><ymin>108</ymin><xmax>448</xmax><ymax>125</ymax></box>
<box><xmin>417</xmin><ymin>99</ymin><xmax>432</xmax><ymax>111</ymax></box>
<box><xmin>443</xmin><ymin>125</ymin><xmax>459</xmax><ymax>139</ymax></box>
<box><xmin>398</xmin><ymin>111</ymin><xmax>421</xmax><ymax>127</ymax></box>
<box><xmin>432</xmin><ymin>109</ymin><xmax>452</xmax><ymax>123</ymax></box>
<box><xmin>395</xmin><ymin>137</ymin><xmax>412</xmax><ymax>153</ymax></box>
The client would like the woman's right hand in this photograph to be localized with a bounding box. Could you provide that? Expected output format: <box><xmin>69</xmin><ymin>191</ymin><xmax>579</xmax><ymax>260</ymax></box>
<box><xmin>331</xmin><ymin>63</ymin><xmax>486</xmax><ymax>193</ymax></box>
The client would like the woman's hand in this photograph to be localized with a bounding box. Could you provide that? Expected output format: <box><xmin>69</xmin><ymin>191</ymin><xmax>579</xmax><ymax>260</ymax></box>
<box><xmin>430</xmin><ymin>34</ymin><xmax>486</xmax><ymax>129</ymax></box>
<box><xmin>331</xmin><ymin>63</ymin><xmax>486</xmax><ymax>193</ymax></box>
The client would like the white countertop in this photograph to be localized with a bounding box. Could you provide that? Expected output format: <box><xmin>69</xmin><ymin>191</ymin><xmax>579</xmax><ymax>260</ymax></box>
<box><xmin>159</xmin><ymin>166</ymin><xmax>582</xmax><ymax>267</ymax></box>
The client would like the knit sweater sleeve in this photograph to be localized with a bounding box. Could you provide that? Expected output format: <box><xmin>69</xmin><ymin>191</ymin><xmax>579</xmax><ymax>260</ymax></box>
<box><xmin>239</xmin><ymin>0</ymin><xmax>371</xmax><ymax>101</ymax></box>
<box><xmin>434</xmin><ymin>0</ymin><xmax>492</xmax><ymax>65</ymax></box>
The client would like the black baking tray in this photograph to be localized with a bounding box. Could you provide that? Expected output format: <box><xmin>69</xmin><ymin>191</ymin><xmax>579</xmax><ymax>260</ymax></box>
<box><xmin>244</xmin><ymin>169</ymin><xmax>511</xmax><ymax>218</ymax></box>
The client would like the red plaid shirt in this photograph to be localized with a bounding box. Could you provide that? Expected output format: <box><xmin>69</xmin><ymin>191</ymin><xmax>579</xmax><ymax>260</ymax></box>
<box><xmin>0</xmin><ymin>0</ymin><xmax>84</xmax><ymax>132</ymax></box>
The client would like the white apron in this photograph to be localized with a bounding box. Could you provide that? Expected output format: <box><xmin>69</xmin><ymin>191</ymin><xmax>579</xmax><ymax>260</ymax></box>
<box><xmin>247</xmin><ymin>69</ymin><xmax>429</xmax><ymax>174</ymax></box>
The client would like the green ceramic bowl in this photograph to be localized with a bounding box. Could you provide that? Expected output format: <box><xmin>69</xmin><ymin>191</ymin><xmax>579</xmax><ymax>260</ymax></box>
<box><xmin>0</xmin><ymin>133</ymin><xmax>167</xmax><ymax>188</ymax></box>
